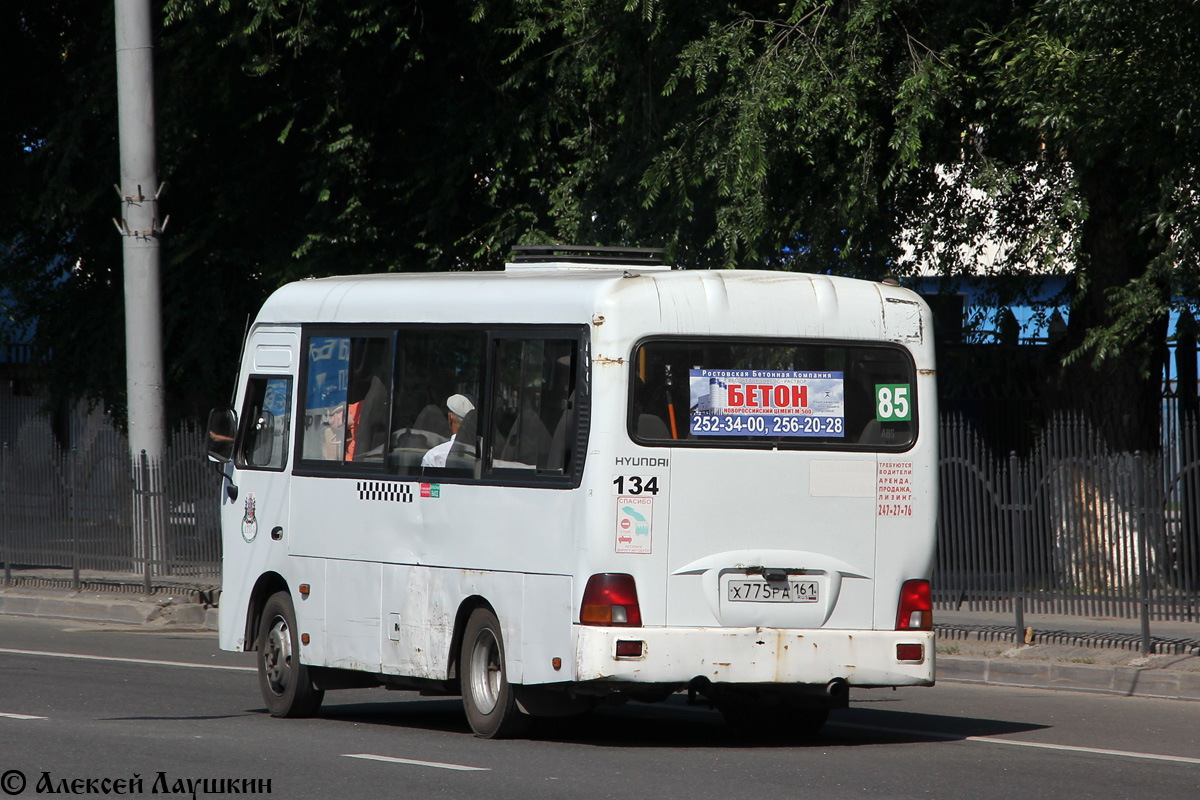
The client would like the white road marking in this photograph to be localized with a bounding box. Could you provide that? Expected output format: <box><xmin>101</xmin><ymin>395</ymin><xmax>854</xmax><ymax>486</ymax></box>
<box><xmin>0</xmin><ymin>647</ymin><xmax>255</xmax><ymax>673</ymax></box>
<box><xmin>344</xmin><ymin>754</ymin><xmax>489</xmax><ymax>772</ymax></box>
<box><xmin>0</xmin><ymin>712</ymin><xmax>47</xmax><ymax>720</ymax></box>
<box><xmin>831</xmin><ymin>722</ymin><xmax>1200</xmax><ymax>765</ymax></box>
<box><xmin>971</xmin><ymin>736</ymin><xmax>1200</xmax><ymax>765</ymax></box>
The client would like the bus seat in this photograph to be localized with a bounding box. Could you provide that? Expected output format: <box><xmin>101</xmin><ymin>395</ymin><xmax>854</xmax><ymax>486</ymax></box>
<box><xmin>502</xmin><ymin>407</ymin><xmax>552</xmax><ymax>468</ymax></box>
<box><xmin>387</xmin><ymin>448</ymin><xmax>429</xmax><ymax>474</ymax></box>
<box><xmin>857</xmin><ymin>418</ymin><xmax>883</xmax><ymax>445</ymax></box>
<box><xmin>392</xmin><ymin>427</ymin><xmax>448</xmax><ymax>450</ymax></box>
<box><xmin>637</xmin><ymin>413</ymin><xmax>670</xmax><ymax>440</ymax></box>
<box><xmin>412</xmin><ymin>403</ymin><xmax>452</xmax><ymax>438</ymax></box>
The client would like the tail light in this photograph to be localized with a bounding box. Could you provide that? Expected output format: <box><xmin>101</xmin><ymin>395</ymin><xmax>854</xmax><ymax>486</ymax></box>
<box><xmin>580</xmin><ymin>573</ymin><xmax>642</xmax><ymax>627</ymax></box>
<box><xmin>896</xmin><ymin>579</ymin><xmax>932</xmax><ymax>630</ymax></box>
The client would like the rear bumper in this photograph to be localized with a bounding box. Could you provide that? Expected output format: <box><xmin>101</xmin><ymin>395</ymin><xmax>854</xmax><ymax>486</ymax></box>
<box><xmin>573</xmin><ymin>626</ymin><xmax>935</xmax><ymax>687</ymax></box>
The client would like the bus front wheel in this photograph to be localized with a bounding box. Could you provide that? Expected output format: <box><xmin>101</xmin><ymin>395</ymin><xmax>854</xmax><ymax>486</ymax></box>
<box><xmin>257</xmin><ymin>591</ymin><xmax>324</xmax><ymax>718</ymax></box>
<box><xmin>460</xmin><ymin>608</ymin><xmax>530</xmax><ymax>738</ymax></box>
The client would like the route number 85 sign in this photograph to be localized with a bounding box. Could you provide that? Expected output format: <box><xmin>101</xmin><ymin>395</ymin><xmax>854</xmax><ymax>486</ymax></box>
<box><xmin>876</xmin><ymin>384</ymin><xmax>911</xmax><ymax>422</ymax></box>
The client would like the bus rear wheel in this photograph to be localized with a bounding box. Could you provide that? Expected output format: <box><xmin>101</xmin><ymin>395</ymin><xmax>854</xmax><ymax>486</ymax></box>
<box><xmin>460</xmin><ymin>608</ymin><xmax>530</xmax><ymax>738</ymax></box>
<box><xmin>257</xmin><ymin>591</ymin><xmax>324</xmax><ymax>718</ymax></box>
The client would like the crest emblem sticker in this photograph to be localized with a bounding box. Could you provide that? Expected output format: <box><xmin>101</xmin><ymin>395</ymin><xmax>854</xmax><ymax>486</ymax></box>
<box><xmin>241</xmin><ymin>494</ymin><xmax>259</xmax><ymax>543</ymax></box>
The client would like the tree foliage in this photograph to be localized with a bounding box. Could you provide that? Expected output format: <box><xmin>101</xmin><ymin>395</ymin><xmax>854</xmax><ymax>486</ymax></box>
<box><xmin>971</xmin><ymin>2</ymin><xmax>1200</xmax><ymax>450</ymax></box>
<box><xmin>2</xmin><ymin>1</ymin><xmax>1199</xmax><ymax>450</ymax></box>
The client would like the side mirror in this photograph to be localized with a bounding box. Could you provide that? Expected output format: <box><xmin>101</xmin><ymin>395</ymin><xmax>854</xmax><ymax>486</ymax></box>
<box><xmin>207</xmin><ymin>407</ymin><xmax>238</xmax><ymax>463</ymax></box>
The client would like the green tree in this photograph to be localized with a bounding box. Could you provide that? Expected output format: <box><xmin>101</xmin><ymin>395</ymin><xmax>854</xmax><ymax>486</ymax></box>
<box><xmin>974</xmin><ymin>2</ymin><xmax>1200</xmax><ymax>452</ymax></box>
<box><xmin>4</xmin><ymin>0</ymin><xmax>1198</xmax><ymax>454</ymax></box>
<box><xmin>625</xmin><ymin>0</ymin><xmax>1200</xmax><ymax>451</ymax></box>
<box><xmin>3</xmin><ymin>1</ymin><xmax>533</xmax><ymax>421</ymax></box>
<box><xmin>1</xmin><ymin>2</ymin><xmax>127</xmax><ymax>418</ymax></box>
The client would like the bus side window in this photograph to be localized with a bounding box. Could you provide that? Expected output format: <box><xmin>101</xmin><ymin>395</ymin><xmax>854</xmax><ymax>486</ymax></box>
<box><xmin>301</xmin><ymin>335</ymin><xmax>392</xmax><ymax>465</ymax></box>
<box><xmin>237</xmin><ymin>376</ymin><xmax>292</xmax><ymax>470</ymax></box>
<box><xmin>387</xmin><ymin>330</ymin><xmax>485</xmax><ymax>477</ymax></box>
<box><xmin>492</xmin><ymin>338</ymin><xmax>578</xmax><ymax>473</ymax></box>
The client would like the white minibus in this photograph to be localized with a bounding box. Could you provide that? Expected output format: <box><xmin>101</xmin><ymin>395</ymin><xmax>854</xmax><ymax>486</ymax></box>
<box><xmin>207</xmin><ymin>246</ymin><xmax>938</xmax><ymax>738</ymax></box>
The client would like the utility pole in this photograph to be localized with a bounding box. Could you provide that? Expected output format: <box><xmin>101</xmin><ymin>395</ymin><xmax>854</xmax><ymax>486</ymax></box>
<box><xmin>114</xmin><ymin>0</ymin><xmax>167</xmax><ymax>576</ymax></box>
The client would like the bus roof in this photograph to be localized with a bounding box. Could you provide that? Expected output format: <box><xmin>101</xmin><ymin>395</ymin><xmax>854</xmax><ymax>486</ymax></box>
<box><xmin>253</xmin><ymin>266</ymin><xmax>930</xmax><ymax>347</ymax></box>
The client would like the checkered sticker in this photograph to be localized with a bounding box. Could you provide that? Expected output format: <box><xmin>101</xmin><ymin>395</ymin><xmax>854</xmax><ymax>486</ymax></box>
<box><xmin>356</xmin><ymin>481</ymin><xmax>414</xmax><ymax>503</ymax></box>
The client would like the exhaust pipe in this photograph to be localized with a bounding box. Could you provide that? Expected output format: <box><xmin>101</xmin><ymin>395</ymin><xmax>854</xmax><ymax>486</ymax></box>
<box><xmin>824</xmin><ymin>678</ymin><xmax>848</xmax><ymax>699</ymax></box>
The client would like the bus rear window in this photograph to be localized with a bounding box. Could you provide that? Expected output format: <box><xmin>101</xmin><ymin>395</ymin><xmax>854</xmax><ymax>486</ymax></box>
<box><xmin>630</xmin><ymin>339</ymin><xmax>916</xmax><ymax>450</ymax></box>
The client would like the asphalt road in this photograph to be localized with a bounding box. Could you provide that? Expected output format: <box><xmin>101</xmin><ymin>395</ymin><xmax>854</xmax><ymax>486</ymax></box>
<box><xmin>0</xmin><ymin>616</ymin><xmax>1197</xmax><ymax>800</ymax></box>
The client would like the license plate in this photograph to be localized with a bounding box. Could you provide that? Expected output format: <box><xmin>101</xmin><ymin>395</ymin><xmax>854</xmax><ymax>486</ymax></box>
<box><xmin>726</xmin><ymin>579</ymin><xmax>819</xmax><ymax>603</ymax></box>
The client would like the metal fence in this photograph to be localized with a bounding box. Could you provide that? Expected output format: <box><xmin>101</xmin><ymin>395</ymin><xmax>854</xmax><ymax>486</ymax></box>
<box><xmin>935</xmin><ymin>414</ymin><xmax>1200</xmax><ymax>640</ymax></box>
<box><xmin>0</xmin><ymin>399</ymin><xmax>220</xmax><ymax>589</ymax></box>
<box><xmin>5</xmin><ymin>391</ymin><xmax>1200</xmax><ymax>636</ymax></box>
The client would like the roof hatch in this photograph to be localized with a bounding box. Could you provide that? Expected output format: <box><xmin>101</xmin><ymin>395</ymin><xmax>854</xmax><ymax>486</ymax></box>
<box><xmin>506</xmin><ymin>245</ymin><xmax>671</xmax><ymax>272</ymax></box>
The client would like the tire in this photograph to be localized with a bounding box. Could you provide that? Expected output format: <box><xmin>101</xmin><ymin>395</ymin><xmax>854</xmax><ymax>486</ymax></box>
<box><xmin>459</xmin><ymin>608</ymin><xmax>530</xmax><ymax>738</ymax></box>
<box><xmin>257</xmin><ymin>591</ymin><xmax>325</xmax><ymax>718</ymax></box>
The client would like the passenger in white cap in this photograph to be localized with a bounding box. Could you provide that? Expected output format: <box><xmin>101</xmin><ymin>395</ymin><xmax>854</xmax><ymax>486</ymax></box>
<box><xmin>421</xmin><ymin>394</ymin><xmax>475</xmax><ymax>468</ymax></box>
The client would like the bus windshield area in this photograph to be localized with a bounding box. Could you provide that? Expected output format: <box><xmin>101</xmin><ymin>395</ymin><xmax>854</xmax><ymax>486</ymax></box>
<box><xmin>630</xmin><ymin>338</ymin><xmax>916</xmax><ymax>450</ymax></box>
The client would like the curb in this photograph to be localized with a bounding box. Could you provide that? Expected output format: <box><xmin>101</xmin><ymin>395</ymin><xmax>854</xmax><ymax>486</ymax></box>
<box><xmin>937</xmin><ymin>655</ymin><xmax>1200</xmax><ymax>701</ymax></box>
<box><xmin>937</xmin><ymin>622</ymin><xmax>1200</xmax><ymax>657</ymax></box>
<box><xmin>0</xmin><ymin>590</ymin><xmax>217</xmax><ymax>630</ymax></box>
